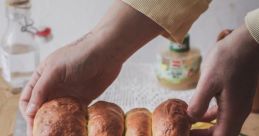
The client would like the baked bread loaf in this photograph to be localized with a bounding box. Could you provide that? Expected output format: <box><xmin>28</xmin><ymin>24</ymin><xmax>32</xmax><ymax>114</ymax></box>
<box><xmin>88</xmin><ymin>101</ymin><xmax>124</xmax><ymax>136</ymax></box>
<box><xmin>33</xmin><ymin>97</ymin><xmax>87</xmax><ymax>136</ymax></box>
<box><xmin>33</xmin><ymin>98</ymin><xmax>191</xmax><ymax>136</ymax></box>
<box><xmin>152</xmin><ymin>99</ymin><xmax>191</xmax><ymax>136</ymax></box>
<box><xmin>125</xmin><ymin>108</ymin><xmax>152</xmax><ymax>136</ymax></box>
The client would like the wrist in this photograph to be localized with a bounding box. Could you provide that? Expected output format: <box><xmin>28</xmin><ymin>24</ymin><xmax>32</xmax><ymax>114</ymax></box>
<box><xmin>221</xmin><ymin>24</ymin><xmax>259</xmax><ymax>69</ymax></box>
<box><xmin>240</xmin><ymin>25</ymin><xmax>259</xmax><ymax>57</ymax></box>
<box><xmin>242</xmin><ymin>25</ymin><xmax>259</xmax><ymax>49</ymax></box>
<box><xmin>89</xmin><ymin>0</ymin><xmax>162</xmax><ymax>65</ymax></box>
<box><xmin>223</xmin><ymin>25</ymin><xmax>259</xmax><ymax>53</ymax></box>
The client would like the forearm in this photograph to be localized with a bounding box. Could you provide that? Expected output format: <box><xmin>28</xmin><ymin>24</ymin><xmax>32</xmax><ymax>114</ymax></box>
<box><xmin>89</xmin><ymin>0</ymin><xmax>162</xmax><ymax>65</ymax></box>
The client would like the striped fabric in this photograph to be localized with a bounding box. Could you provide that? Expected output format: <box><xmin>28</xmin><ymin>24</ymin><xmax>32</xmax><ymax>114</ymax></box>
<box><xmin>246</xmin><ymin>8</ymin><xmax>259</xmax><ymax>44</ymax></box>
<box><xmin>122</xmin><ymin>0</ymin><xmax>211</xmax><ymax>42</ymax></box>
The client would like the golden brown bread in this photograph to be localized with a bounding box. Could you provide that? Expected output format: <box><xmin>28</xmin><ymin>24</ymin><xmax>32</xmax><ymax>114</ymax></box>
<box><xmin>152</xmin><ymin>99</ymin><xmax>191</xmax><ymax>136</ymax></box>
<box><xmin>125</xmin><ymin>108</ymin><xmax>152</xmax><ymax>136</ymax></box>
<box><xmin>33</xmin><ymin>97</ymin><xmax>87</xmax><ymax>136</ymax></box>
<box><xmin>88</xmin><ymin>101</ymin><xmax>124</xmax><ymax>136</ymax></box>
<box><xmin>33</xmin><ymin>98</ymin><xmax>191</xmax><ymax>136</ymax></box>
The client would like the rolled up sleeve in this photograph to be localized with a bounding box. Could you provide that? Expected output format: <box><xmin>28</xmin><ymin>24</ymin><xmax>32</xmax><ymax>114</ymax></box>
<box><xmin>122</xmin><ymin>0</ymin><xmax>211</xmax><ymax>42</ymax></box>
<box><xmin>246</xmin><ymin>8</ymin><xmax>259</xmax><ymax>44</ymax></box>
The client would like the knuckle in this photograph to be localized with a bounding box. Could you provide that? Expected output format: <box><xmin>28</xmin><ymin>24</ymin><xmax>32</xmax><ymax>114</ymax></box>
<box><xmin>26</xmin><ymin>83</ymin><xmax>34</xmax><ymax>92</ymax></box>
<box><xmin>46</xmin><ymin>63</ymin><xmax>61</xmax><ymax>73</ymax></box>
<box><xmin>34</xmin><ymin>68</ymin><xmax>42</xmax><ymax>78</ymax></box>
<box><xmin>19</xmin><ymin>101</ymin><xmax>26</xmax><ymax>112</ymax></box>
<box><xmin>32</xmin><ymin>90</ymin><xmax>44</xmax><ymax>103</ymax></box>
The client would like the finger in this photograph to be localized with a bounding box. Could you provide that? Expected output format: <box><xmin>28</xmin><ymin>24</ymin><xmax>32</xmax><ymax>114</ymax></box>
<box><xmin>200</xmin><ymin>106</ymin><xmax>218</xmax><ymax>122</ymax></box>
<box><xmin>212</xmin><ymin>89</ymin><xmax>250</xmax><ymax>136</ymax></box>
<box><xmin>19</xmin><ymin>64</ymin><xmax>45</xmax><ymax>120</ymax></box>
<box><xmin>26</xmin><ymin>117</ymin><xmax>33</xmax><ymax>136</ymax></box>
<box><xmin>26</xmin><ymin>69</ymin><xmax>57</xmax><ymax>117</ymax></box>
<box><xmin>188</xmin><ymin>72</ymin><xmax>221</xmax><ymax>122</ymax></box>
<box><xmin>190</xmin><ymin>127</ymin><xmax>214</xmax><ymax>136</ymax></box>
<box><xmin>25</xmin><ymin>69</ymin><xmax>57</xmax><ymax>136</ymax></box>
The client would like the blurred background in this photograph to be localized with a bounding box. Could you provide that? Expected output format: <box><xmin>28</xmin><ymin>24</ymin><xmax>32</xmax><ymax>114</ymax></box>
<box><xmin>1</xmin><ymin>0</ymin><xmax>259</xmax><ymax>64</ymax></box>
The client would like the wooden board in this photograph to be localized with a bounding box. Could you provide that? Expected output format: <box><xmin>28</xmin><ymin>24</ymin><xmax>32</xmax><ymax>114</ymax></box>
<box><xmin>0</xmin><ymin>77</ymin><xmax>20</xmax><ymax>136</ymax></box>
<box><xmin>242</xmin><ymin>113</ymin><xmax>259</xmax><ymax>136</ymax></box>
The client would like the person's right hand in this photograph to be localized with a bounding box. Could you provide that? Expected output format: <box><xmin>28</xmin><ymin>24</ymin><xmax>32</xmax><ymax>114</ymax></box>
<box><xmin>188</xmin><ymin>25</ymin><xmax>259</xmax><ymax>136</ymax></box>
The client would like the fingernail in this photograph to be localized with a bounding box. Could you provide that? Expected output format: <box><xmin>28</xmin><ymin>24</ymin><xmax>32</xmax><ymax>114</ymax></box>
<box><xmin>26</xmin><ymin>103</ymin><xmax>37</xmax><ymax>115</ymax></box>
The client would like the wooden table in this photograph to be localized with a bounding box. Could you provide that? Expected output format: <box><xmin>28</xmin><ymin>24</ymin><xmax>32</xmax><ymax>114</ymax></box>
<box><xmin>0</xmin><ymin>77</ymin><xmax>20</xmax><ymax>136</ymax></box>
<box><xmin>0</xmin><ymin>77</ymin><xmax>259</xmax><ymax>136</ymax></box>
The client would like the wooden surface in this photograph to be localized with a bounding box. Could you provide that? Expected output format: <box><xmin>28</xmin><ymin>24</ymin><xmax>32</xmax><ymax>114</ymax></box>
<box><xmin>0</xmin><ymin>77</ymin><xmax>20</xmax><ymax>136</ymax></box>
<box><xmin>0</xmin><ymin>77</ymin><xmax>258</xmax><ymax>136</ymax></box>
<box><xmin>242</xmin><ymin>113</ymin><xmax>259</xmax><ymax>136</ymax></box>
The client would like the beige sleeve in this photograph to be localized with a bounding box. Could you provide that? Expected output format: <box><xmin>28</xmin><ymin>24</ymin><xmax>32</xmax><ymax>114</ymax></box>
<box><xmin>245</xmin><ymin>8</ymin><xmax>259</xmax><ymax>44</ymax></box>
<box><xmin>122</xmin><ymin>0</ymin><xmax>211</xmax><ymax>42</ymax></box>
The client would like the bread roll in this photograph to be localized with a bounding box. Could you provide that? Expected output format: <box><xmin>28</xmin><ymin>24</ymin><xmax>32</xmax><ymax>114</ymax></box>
<box><xmin>125</xmin><ymin>108</ymin><xmax>152</xmax><ymax>136</ymax></box>
<box><xmin>88</xmin><ymin>101</ymin><xmax>124</xmax><ymax>136</ymax></box>
<box><xmin>152</xmin><ymin>99</ymin><xmax>191</xmax><ymax>136</ymax></box>
<box><xmin>33</xmin><ymin>97</ymin><xmax>87</xmax><ymax>136</ymax></box>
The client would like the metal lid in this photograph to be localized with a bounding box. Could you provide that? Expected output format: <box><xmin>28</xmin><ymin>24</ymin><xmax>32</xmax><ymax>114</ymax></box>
<box><xmin>169</xmin><ymin>34</ymin><xmax>190</xmax><ymax>52</ymax></box>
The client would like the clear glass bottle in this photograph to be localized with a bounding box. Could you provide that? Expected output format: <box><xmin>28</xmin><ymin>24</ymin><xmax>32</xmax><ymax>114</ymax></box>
<box><xmin>0</xmin><ymin>0</ymin><xmax>39</xmax><ymax>90</ymax></box>
<box><xmin>156</xmin><ymin>35</ymin><xmax>202</xmax><ymax>90</ymax></box>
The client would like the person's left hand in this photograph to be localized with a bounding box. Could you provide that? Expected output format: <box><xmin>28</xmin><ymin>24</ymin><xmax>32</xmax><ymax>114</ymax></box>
<box><xmin>19</xmin><ymin>1</ymin><xmax>162</xmax><ymax>135</ymax></box>
<box><xmin>188</xmin><ymin>25</ymin><xmax>259</xmax><ymax>136</ymax></box>
<box><xmin>19</xmin><ymin>33</ymin><xmax>123</xmax><ymax>136</ymax></box>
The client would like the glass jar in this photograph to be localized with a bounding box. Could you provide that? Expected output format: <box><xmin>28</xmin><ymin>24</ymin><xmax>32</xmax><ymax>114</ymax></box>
<box><xmin>0</xmin><ymin>0</ymin><xmax>39</xmax><ymax>90</ymax></box>
<box><xmin>156</xmin><ymin>35</ymin><xmax>202</xmax><ymax>90</ymax></box>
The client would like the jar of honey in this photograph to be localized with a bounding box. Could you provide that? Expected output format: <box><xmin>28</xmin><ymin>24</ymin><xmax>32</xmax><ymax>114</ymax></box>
<box><xmin>156</xmin><ymin>35</ymin><xmax>202</xmax><ymax>90</ymax></box>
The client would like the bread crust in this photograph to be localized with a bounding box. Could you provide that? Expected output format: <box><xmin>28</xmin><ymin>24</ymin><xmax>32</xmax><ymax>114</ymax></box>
<box><xmin>152</xmin><ymin>99</ymin><xmax>191</xmax><ymax>136</ymax></box>
<box><xmin>88</xmin><ymin>101</ymin><xmax>124</xmax><ymax>136</ymax></box>
<box><xmin>33</xmin><ymin>97</ymin><xmax>87</xmax><ymax>136</ymax></box>
<box><xmin>125</xmin><ymin>108</ymin><xmax>152</xmax><ymax>136</ymax></box>
<box><xmin>33</xmin><ymin>98</ymin><xmax>190</xmax><ymax>136</ymax></box>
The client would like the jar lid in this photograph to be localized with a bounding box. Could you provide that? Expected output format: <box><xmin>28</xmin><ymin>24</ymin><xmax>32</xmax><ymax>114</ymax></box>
<box><xmin>169</xmin><ymin>34</ymin><xmax>190</xmax><ymax>52</ymax></box>
<box><xmin>6</xmin><ymin>0</ymin><xmax>30</xmax><ymax>7</ymax></box>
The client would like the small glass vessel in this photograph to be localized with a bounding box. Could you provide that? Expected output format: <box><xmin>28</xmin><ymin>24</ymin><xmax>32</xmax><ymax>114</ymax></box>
<box><xmin>0</xmin><ymin>0</ymin><xmax>39</xmax><ymax>90</ymax></box>
<box><xmin>156</xmin><ymin>35</ymin><xmax>202</xmax><ymax>90</ymax></box>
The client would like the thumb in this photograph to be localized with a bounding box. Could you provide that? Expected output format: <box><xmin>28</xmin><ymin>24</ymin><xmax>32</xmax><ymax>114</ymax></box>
<box><xmin>26</xmin><ymin>70</ymin><xmax>56</xmax><ymax>118</ymax></box>
<box><xmin>188</xmin><ymin>72</ymin><xmax>221</xmax><ymax>122</ymax></box>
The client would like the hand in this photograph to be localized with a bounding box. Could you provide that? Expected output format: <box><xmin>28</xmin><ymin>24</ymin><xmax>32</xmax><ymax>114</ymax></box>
<box><xmin>19</xmin><ymin>32</ymin><xmax>123</xmax><ymax>136</ymax></box>
<box><xmin>188</xmin><ymin>25</ymin><xmax>259</xmax><ymax>136</ymax></box>
<box><xmin>19</xmin><ymin>0</ymin><xmax>162</xmax><ymax>135</ymax></box>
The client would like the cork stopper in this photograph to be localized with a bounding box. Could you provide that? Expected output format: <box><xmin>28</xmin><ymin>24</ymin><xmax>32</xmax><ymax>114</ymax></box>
<box><xmin>6</xmin><ymin>0</ymin><xmax>30</xmax><ymax>7</ymax></box>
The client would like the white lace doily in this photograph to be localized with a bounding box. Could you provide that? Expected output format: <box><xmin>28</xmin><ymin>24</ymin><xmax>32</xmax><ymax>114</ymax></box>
<box><xmin>92</xmin><ymin>62</ymin><xmax>212</xmax><ymax>112</ymax></box>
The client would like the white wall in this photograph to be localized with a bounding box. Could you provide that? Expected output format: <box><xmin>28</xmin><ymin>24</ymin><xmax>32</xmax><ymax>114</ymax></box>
<box><xmin>0</xmin><ymin>0</ymin><xmax>259</xmax><ymax>64</ymax></box>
